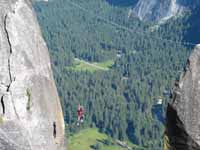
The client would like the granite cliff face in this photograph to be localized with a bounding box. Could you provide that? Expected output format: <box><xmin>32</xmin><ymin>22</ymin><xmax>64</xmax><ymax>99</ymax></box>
<box><xmin>165</xmin><ymin>45</ymin><xmax>200</xmax><ymax>149</ymax></box>
<box><xmin>132</xmin><ymin>0</ymin><xmax>184</xmax><ymax>22</ymax></box>
<box><xmin>0</xmin><ymin>0</ymin><xmax>65</xmax><ymax>149</ymax></box>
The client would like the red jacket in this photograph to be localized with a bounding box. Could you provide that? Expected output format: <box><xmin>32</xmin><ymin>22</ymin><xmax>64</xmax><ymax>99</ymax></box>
<box><xmin>77</xmin><ymin>107</ymin><xmax>84</xmax><ymax>117</ymax></box>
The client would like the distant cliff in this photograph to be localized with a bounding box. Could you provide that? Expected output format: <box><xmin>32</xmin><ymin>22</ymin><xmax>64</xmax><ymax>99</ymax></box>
<box><xmin>0</xmin><ymin>0</ymin><xmax>65</xmax><ymax>149</ymax></box>
<box><xmin>131</xmin><ymin>0</ymin><xmax>184</xmax><ymax>22</ymax></box>
<box><xmin>165</xmin><ymin>45</ymin><xmax>200</xmax><ymax>150</ymax></box>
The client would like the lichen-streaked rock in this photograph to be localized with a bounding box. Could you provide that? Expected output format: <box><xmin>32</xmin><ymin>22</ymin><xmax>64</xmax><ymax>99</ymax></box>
<box><xmin>0</xmin><ymin>0</ymin><xmax>65</xmax><ymax>149</ymax></box>
<box><xmin>165</xmin><ymin>45</ymin><xmax>200</xmax><ymax>150</ymax></box>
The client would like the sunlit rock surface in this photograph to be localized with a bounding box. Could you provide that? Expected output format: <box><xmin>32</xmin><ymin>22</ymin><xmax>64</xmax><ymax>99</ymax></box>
<box><xmin>165</xmin><ymin>45</ymin><xmax>200</xmax><ymax>150</ymax></box>
<box><xmin>132</xmin><ymin>0</ymin><xmax>184</xmax><ymax>22</ymax></box>
<box><xmin>0</xmin><ymin>0</ymin><xmax>65</xmax><ymax>149</ymax></box>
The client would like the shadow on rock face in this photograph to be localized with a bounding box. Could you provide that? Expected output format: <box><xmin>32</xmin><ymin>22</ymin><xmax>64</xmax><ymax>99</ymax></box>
<box><xmin>165</xmin><ymin>104</ymin><xmax>200</xmax><ymax>150</ymax></box>
<box><xmin>106</xmin><ymin>0</ymin><xmax>138</xmax><ymax>7</ymax></box>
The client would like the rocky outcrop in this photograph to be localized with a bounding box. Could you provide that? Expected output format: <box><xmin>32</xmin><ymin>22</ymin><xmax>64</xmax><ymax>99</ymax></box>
<box><xmin>0</xmin><ymin>0</ymin><xmax>65</xmax><ymax>149</ymax></box>
<box><xmin>165</xmin><ymin>45</ymin><xmax>200</xmax><ymax>150</ymax></box>
<box><xmin>131</xmin><ymin>0</ymin><xmax>184</xmax><ymax>22</ymax></box>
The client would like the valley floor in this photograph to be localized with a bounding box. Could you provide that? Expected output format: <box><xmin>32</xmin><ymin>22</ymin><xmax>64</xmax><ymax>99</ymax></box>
<box><xmin>68</xmin><ymin>128</ymin><xmax>144</xmax><ymax>150</ymax></box>
<box><xmin>66</xmin><ymin>58</ymin><xmax>114</xmax><ymax>72</ymax></box>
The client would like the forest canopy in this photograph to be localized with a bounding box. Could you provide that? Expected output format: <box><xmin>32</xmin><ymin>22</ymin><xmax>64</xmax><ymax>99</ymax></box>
<box><xmin>33</xmin><ymin>0</ymin><xmax>195</xmax><ymax>149</ymax></box>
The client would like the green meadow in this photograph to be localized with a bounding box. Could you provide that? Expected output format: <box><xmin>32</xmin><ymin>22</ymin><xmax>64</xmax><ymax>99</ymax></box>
<box><xmin>68</xmin><ymin>128</ymin><xmax>144</xmax><ymax>150</ymax></box>
<box><xmin>66</xmin><ymin>58</ymin><xmax>114</xmax><ymax>72</ymax></box>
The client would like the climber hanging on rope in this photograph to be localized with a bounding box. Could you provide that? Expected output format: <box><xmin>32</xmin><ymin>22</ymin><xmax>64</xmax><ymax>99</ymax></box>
<box><xmin>77</xmin><ymin>104</ymin><xmax>84</xmax><ymax>126</ymax></box>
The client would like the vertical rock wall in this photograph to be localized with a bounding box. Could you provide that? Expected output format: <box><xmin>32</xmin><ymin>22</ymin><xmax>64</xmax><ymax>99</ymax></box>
<box><xmin>0</xmin><ymin>0</ymin><xmax>65</xmax><ymax>149</ymax></box>
<box><xmin>132</xmin><ymin>0</ymin><xmax>184</xmax><ymax>22</ymax></box>
<box><xmin>165</xmin><ymin>45</ymin><xmax>200</xmax><ymax>150</ymax></box>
